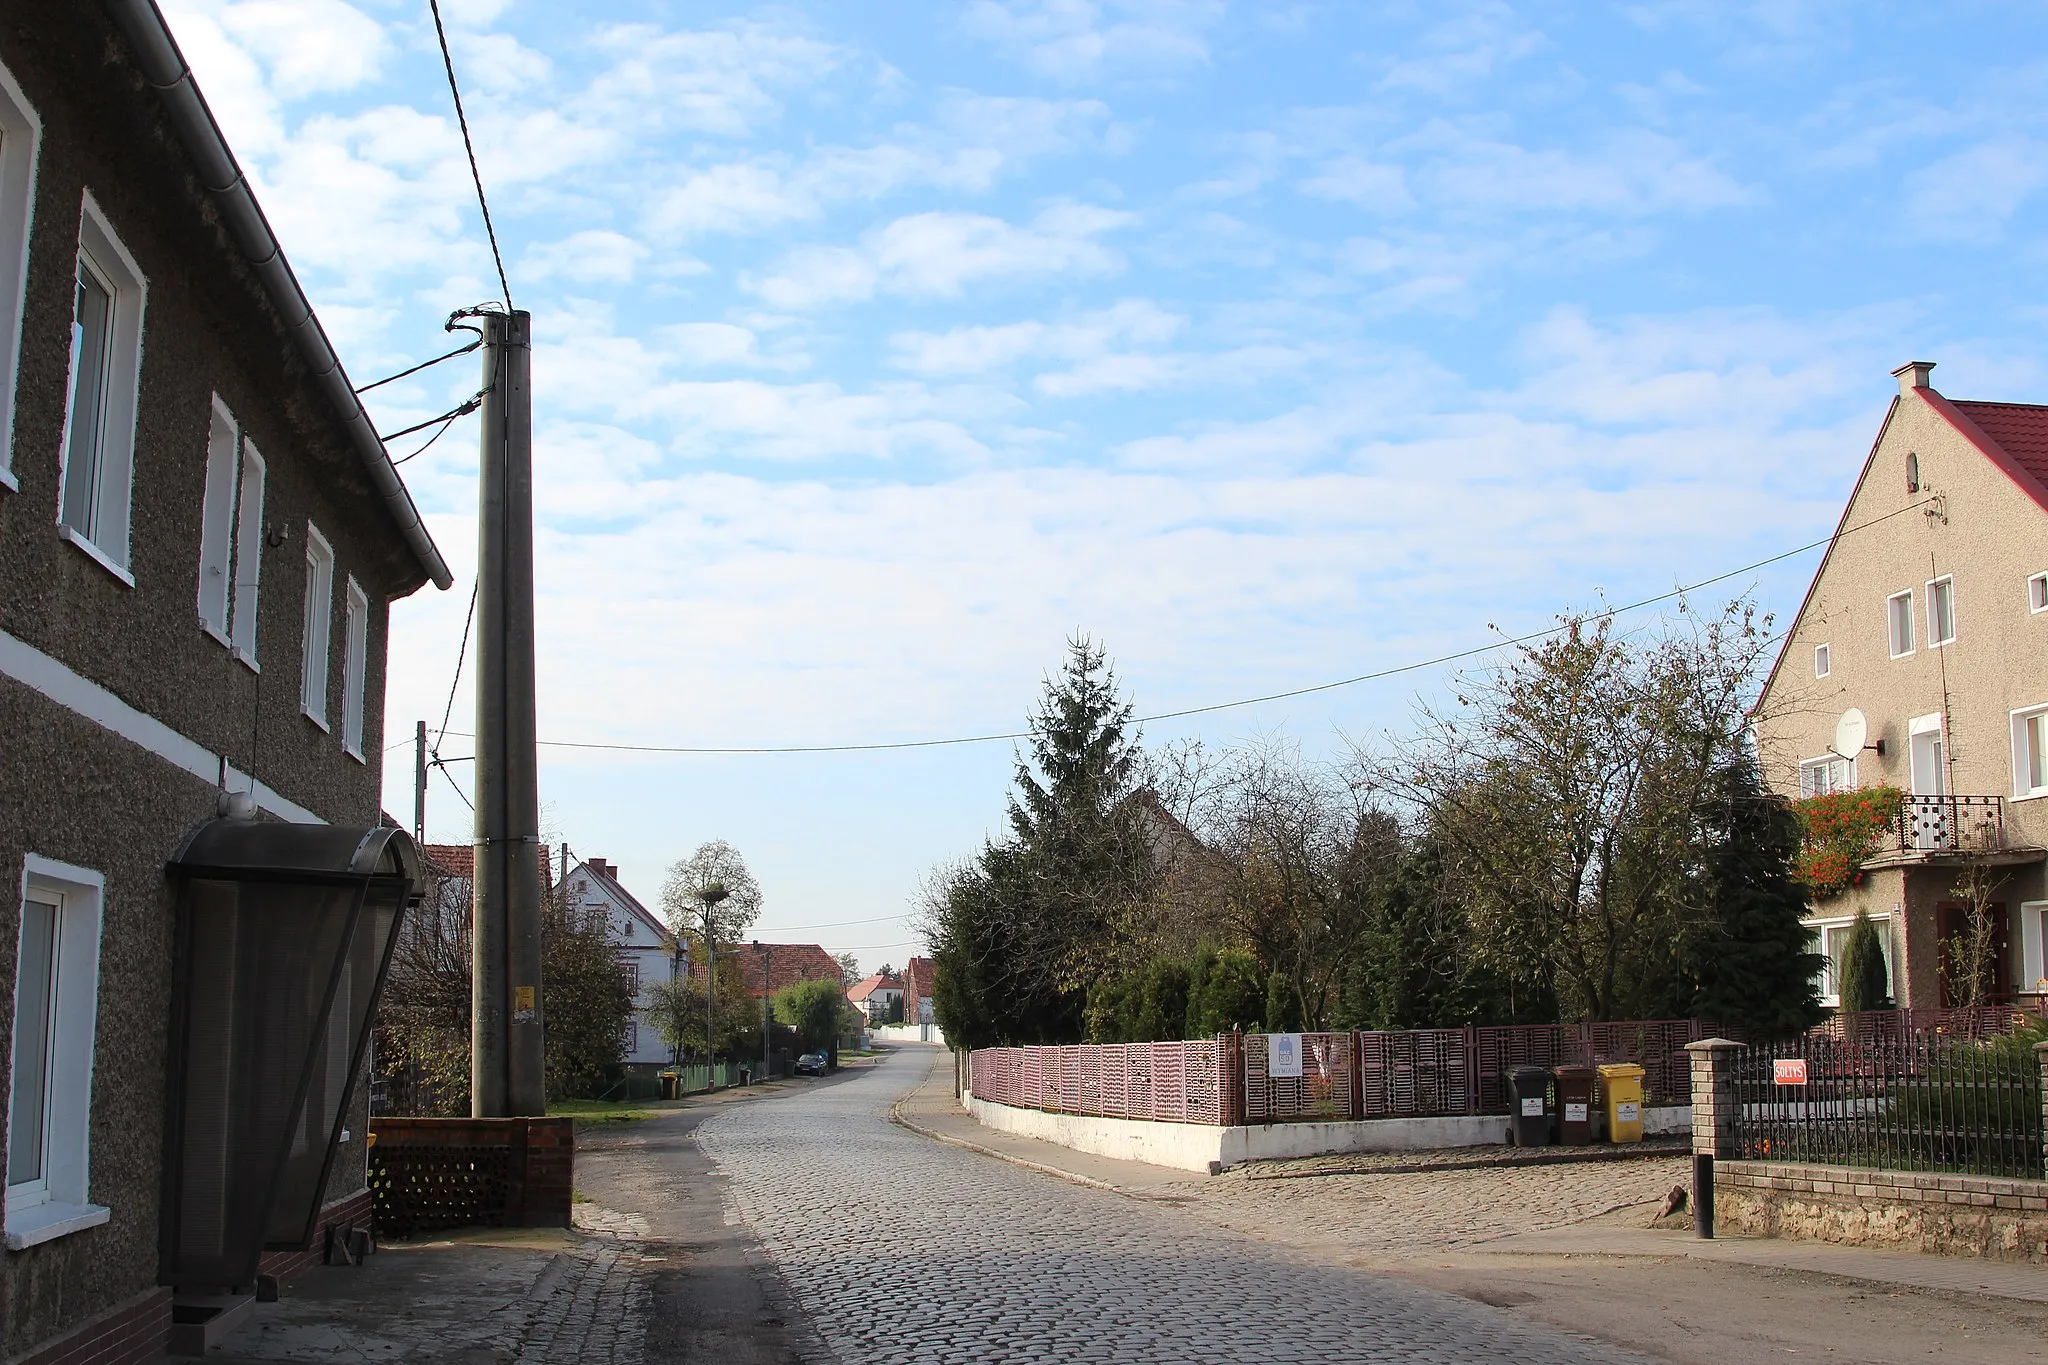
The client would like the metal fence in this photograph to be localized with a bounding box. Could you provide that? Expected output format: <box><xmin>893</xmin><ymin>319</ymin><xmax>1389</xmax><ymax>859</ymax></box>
<box><xmin>1726</xmin><ymin>1030</ymin><xmax>2044</xmax><ymax>1179</ymax></box>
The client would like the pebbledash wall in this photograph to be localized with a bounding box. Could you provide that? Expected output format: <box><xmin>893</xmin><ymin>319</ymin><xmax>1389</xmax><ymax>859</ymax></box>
<box><xmin>1688</xmin><ymin>1040</ymin><xmax>2048</xmax><ymax>1264</ymax></box>
<box><xmin>0</xmin><ymin>4</ymin><xmax>443</xmax><ymax>1360</ymax></box>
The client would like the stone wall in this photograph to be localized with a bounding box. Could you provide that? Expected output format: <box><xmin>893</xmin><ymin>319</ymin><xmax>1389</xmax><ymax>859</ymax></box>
<box><xmin>1716</xmin><ymin>1160</ymin><xmax>2048</xmax><ymax>1264</ymax></box>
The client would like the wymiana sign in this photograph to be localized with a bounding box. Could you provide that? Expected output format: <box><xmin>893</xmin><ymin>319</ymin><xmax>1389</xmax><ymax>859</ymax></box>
<box><xmin>1268</xmin><ymin>1033</ymin><xmax>1304</xmax><ymax>1079</ymax></box>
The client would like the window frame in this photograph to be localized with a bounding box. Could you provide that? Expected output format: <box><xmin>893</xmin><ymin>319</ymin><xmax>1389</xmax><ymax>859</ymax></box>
<box><xmin>1813</xmin><ymin>643</ymin><xmax>1831</xmax><ymax>679</ymax></box>
<box><xmin>228</xmin><ymin>439</ymin><xmax>265</xmax><ymax>668</ymax></box>
<box><xmin>2029</xmin><ymin>572</ymin><xmax>2047</xmax><ymax>615</ymax></box>
<box><xmin>301</xmin><ymin>523</ymin><xmax>335</xmax><ymax>730</ymax></box>
<box><xmin>341</xmin><ymin>576</ymin><xmax>368</xmax><ymax>760</ymax></box>
<box><xmin>55</xmin><ymin>192</ymin><xmax>147</xmax><ymax>582</ymax></box>
<box><xmin>0</xmin><ymin>58</ymin><xmax>41</xmax><ymax>490</ymax></box>
<box><xmin>196</xmin><ymin>397</ymin><xmax>238</xmax><ymax>644</ymax></box>
<box><xmin>2022</xmin><ymin>901</ymin><xmax>2048</xmax><ymax>997</ymax></box>
<box><xmin>5</xmin><ymin>856</ymin><xmax>109</xmax><ymax>1251</ymax></box>
<box><xmin>1805</xmin><ymin>911</ymin><xmax>1896</xmax><ymax>1009</ymax></box>
<box><xmin>2012</xmin><ymin>703</ymin><xmax>2048</xmax><ymax>801</ymax></box>
<box><xmin>1926</xmin><ymin>574</ymin><xmax>1956</xmax><ymax>647</ymax></box>
<box><xmin>1799</xmin><ymin>754</ymin><xmax>1854</xmax><ymax>797</ymax></box>
<box><xmin>1887</xmin><ymin>589</ymin><xmax>1915</xmax><ymax>659</ymax></box>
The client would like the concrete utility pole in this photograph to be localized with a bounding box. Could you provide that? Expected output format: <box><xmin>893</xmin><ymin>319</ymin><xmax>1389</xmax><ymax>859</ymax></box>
<box><xmin>698</xmin><ymin>884</ymin><xmax>729</xmax><ymax>1086</ymax></box>
<box><xmin>755</xmin><ymin>939</ymin><xmax>773</xmax><ymax>1081</ymax></box>
<box><xmin>413</xmin><ymin>719</ymin><xmax>428</xmax><ymax>843</ymax></box>
<box><xmin>470</xmin><ymin>307</ymin><xmax>545</xmax><ymax>1118</ymax></box>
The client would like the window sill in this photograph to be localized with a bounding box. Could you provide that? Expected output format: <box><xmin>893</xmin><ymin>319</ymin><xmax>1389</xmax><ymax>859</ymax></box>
<box><xmin>2015</xmin><ymin>791</ymin><xmax>2048</xmax><ymax>803</ymax></box>
<box><xmin>57</xmin><ymin>525</ymin><xmax>134</xmax><ymax>588</ymax></box>
<box><xmin>4</xmin><ymin>1200</ymin><xmax>111</xmax><ymax>1250</ymax></box>
<box><xmin>344</xmin><ymin>745</ymin><xmax>366</xmax><ymax>765</ymax></box>
<box><xmin>0</xmin><ymin>464</ymin><xmax>16</xmax><ymax>493</ymax></box>
<box><xmin>303</xmin><ymin>709</ymin><xmax>331</xmax><ymax>734</ymax></box>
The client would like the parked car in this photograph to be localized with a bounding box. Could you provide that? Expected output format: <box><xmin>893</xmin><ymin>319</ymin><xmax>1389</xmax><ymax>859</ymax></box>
<box><xmin>796</xmin><ymin>1052</ymin><xmax>828</xmax><ymax>1076</ymax></box>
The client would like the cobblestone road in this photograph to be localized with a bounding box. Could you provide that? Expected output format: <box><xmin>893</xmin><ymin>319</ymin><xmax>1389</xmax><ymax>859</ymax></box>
<box><xmin>696</xmin><ymin>1053</ymin><xmax>1651</xmax><ymax>1365</ymax></box>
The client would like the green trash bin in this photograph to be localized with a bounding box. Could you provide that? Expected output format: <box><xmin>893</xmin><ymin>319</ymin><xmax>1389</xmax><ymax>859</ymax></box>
<box><xmin>658</xmin><ymin>1071</ymin><xmax>678</xmax><ymax>1100</ymax></box>
<box><xmin>1507</xmin><ymin>1065</ymin><xmax>1551</xmax><ymax>1147</ymax></box>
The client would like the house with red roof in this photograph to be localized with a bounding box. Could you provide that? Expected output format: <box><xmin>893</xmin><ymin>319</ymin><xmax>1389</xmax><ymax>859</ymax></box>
<box><xmin>692</xmin><ymin>941</ymin><xmax>844</xmax><ymax>998</ymax></box>
<box><xmin>1755</xmin><ymin>361</ymin><xmax>2048</xmax><ymax>1010</ymax></box>
<box><xmin>901</xmin><ymin>956</ymin><xmax>937</xmax><ymax>1027</ymax></box>
<box><xmin>847</xmin><ymin>971</ymin><xmax>904</xmax><ymax>1024</ymax></box>
<box><xmin>561</xmin><ymin>856</ymin><xmax>676</xmax><ymax>1066</ymax></box>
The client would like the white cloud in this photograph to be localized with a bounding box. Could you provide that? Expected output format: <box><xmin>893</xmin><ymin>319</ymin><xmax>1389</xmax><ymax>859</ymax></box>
<box><xmin>578</xmin><ymin>21</ymin><xmax>849</xmax><ymax>139</ymax></box>
<box><xmin>748</xmin><ymin>206</ymin><xmax>1135</xmax><ymax>309</ymax></box>
<box><xmin>1904</xmin><ymin>137</ymin><xmax>2048</xmax><ymax>242</ymax></box>
<box><xmin>1297</xmin><ymin>158</ymin><xmax>1416</xmax><ymax>213</ymax></box>
<box><xmin>889</xmin><ymin>298</ymin><xmax>1183</xmax><ymax>376</ymax></box>
<box><xmin>1395</xmin><ymin>122</ymin><xmax>1755</xmax><ymax>214</ymax></box>
<box><xmin>183</xmin><ymin>0</ymin><xmax>388</xmax><ymax>97</ymax></box>
<box><xmin>521</xmin><ymin>230</ymin><xmax>649</xmax><ymax>284</ymax></box>
<box><xmin>962</xmin><ymin>0</ymin><xmax>1224</xmax><ymax>82</ymax></box>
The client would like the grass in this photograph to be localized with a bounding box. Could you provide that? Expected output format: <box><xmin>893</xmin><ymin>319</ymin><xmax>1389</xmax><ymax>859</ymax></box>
<box><xmin>548</xmin><ymin>1098</ymin><xmax>659</xmax><ymax>1128</ymax></box>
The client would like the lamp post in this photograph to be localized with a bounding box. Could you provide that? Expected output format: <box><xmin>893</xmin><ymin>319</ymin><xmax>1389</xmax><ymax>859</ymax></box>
<box><xmin>697</xmin><ymin>883</ymin><xmax>730</xmax><ymax>1085</ymax></box>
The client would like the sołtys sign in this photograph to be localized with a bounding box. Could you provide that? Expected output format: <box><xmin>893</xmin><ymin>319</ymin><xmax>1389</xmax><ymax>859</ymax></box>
<box><xmin>1773</xmin><ymin>1058</ymin><xmax>1809</xmax><ymax>1086</ymax></box>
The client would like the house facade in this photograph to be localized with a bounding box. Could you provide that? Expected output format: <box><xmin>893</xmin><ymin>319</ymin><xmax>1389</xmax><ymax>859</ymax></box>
<box><xmin>847</xmin><ymin>972</ymin><xmax>903</xmax><ymax>1025</ymax></box>
<box><xmin>1755</xmin><ymin>361</ymin><xmax>2048</xmax><ymax>1010</ymax></box>
<box><xmin>560</xmin><ymin>856</ymin><xmax>675</xmax><ymax>1067</ymax></box>
<box><xmin>1</xmin><ymin>4</ymin><xmax>449</xmax><ymax>1361</ymax></box>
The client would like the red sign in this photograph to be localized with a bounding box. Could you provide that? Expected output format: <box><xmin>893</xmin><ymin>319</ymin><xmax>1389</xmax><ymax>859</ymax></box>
<box><xmin>1773</xmin><ymin>1058</ymin><xmax>1808</xmax><ymax>1086</ymax></box>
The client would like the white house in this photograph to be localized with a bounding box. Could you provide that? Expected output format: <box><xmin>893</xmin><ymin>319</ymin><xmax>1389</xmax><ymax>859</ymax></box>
<box><xmin>562</xmin><ymin>855</ymin><xmax>677</xmax><ymax>1067</ymax></box>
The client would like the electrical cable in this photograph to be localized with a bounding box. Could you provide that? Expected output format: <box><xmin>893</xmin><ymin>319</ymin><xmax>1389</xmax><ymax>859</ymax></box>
<box><xmin>390</xmin><ymin>407</ymin><xmax>470</xmax><ymax>466</ymax></box>
<box><xmin>428</xmin><ymin>0</ymin><xmax>513</xmax><ymax>313</ymax></box>
<box><xmin>432</xmin><ymin>498</ymin><xmax>1933</xmax><ymax>757</ymax></box>
<box><xmin>355</xmin><ymin>337</ymin><xmax>483</xmax><ymax>395</ymax></box>
<box><xmin>379</xmin><ymin>393</ymin><xmax>484</xmax><ymax>445</ymax></box>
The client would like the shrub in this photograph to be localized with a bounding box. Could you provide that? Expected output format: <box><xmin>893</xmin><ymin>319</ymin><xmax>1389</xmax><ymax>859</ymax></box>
<box><xmin>1790</xmin><ymin>786</ymin><xmax>1905</xmax><ymax>899</ymax></box>
<box><xmin>1837</xmin><ymin>910</ymin><xmax>1891</xmax><ymax>1013</ymax></box>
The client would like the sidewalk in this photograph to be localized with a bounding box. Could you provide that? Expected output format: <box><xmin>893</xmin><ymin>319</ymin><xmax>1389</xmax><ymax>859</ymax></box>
<box><xmin>897</xmin><ymin>1050</ymin><xmax>2048</xmax><ymax>1307</ymax></box>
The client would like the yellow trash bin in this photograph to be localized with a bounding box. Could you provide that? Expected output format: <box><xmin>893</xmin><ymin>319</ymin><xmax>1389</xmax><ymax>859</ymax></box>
<box><xmin>1597</xmin><ymin>1063</ymin><xmax>1646</xmax><ymax>1143</ymax></box>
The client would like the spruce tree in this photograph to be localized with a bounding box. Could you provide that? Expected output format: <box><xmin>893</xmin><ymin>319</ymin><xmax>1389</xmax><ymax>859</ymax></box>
<box><xmin>1691</xmin><ymin>757</ymin><xmax>1825</xmax><ymax>1037</ymax></box>
<box><xmin>1838</xmin><ymin>910</ymin><xmax>1891</xmax><ymax>1014</ymax></box>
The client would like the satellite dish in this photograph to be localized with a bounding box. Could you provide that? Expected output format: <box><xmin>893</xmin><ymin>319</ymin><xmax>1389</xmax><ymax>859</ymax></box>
<box><xmin>1833</xmin><ymin>709</ymin><xmax>1868</xmax><ymax>761</ymax></box>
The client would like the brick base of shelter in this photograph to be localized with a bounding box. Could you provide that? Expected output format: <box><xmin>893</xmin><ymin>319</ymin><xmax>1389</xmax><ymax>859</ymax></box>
<box><xmin>258</xmin><ymin>1188</ymin><xmax>376</xmax><ymax>1284</ymax></box>
<box><xmin>11</xmin><ymin>1287</ymin><xmax>172</xmax><ymax>1365</ymax></box>
<box><xmin>1715</xmin><ymin>1160</ymin><xmax>2048</xmax><ymax>1264</ymax></box>
<box><xmin>367</xmin><ymin>1117</ymin><xmax>574</xmax><ymax>1239</ymax></box>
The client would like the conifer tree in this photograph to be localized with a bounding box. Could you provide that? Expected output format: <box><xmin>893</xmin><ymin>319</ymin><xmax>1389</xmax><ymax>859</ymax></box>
<box><xmin>1691</xmin><ymin>758</ymin><xmax>1825</xmax><ymax>1037</ymax></box>
<box><xmin>1838</xmin><ymin>909</ymin><xmax>1891</xmax><ymax>1014</ymax></box>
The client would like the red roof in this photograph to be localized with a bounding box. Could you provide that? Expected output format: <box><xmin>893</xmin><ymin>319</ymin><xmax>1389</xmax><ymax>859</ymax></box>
<box><xmin>1922</xmin><ymin>395</ymin><xmax>2048</xmax><ymax>515</ymax></box>
<box><xmin>693</xmin><ymin>942</ymin><xmax>842</xmax><ymax>997</ymax></box>
<box><xmin>846</xmin><ymin>973</ymin><xmax>902</xmax><ymax>1003</ymax></box>
<box><xmin>901</xmin><ymin>956</ymin><xmax>935</xmax><ymax>999</ymax></box>
<box><xmin>421</xmin><ymin>843</ymin><xmax>555</xmax><ymax>889</ymax></box>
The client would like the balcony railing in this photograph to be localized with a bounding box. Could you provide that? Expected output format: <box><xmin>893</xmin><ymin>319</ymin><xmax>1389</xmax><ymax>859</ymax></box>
<box><xmin>1881</xmin><ymin>794</ymin><xmax>2007</xmax><ymax>857</ymax></box>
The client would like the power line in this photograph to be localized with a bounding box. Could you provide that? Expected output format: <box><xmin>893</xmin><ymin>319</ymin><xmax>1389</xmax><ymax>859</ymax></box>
<box><xmin>391</xmin><ymin>408</ymin><xmax>468</xmax><ymax>466</ymax></box>
<box><xmin>378</xmin><ymin>391</ymin><xmax>484</xmax><ymax>445</ymax></box>
<box><xmin>754</xmin><ymin>913</ymin><xmax>909</xmax><ymax>934</ymax></box>
<box><xmin>355</xmin><ymin>336</ymin><xmax>482</xmax><ymax>395</ymax></box>
<box><xmin>428</xmin><ymin>0</ymin><xmax>513</xmax><ymax>312</ymax></box>
<box><xmin>433</xmin><ymin>499</ymin><xmax>1928</xmax><ymax>757</ymax></box>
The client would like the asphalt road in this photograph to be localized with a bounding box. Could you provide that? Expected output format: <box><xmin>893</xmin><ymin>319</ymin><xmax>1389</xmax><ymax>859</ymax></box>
<box><xmin>677</xmin><ymin>1049</ymin><xmax>1648</xmax><ymax>1365</ymax></box>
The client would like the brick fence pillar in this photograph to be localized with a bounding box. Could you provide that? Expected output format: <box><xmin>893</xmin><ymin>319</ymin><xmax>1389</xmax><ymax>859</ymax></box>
<box><xmin>1685</xmin><ymin>1038</ymin><xmax>1742</xmax><ymax>1159</ymax></box>
<box><xmin>2036</xmin><ymin>1041</ymin><xmax>2048</xmax><ymax>1180</ymax></box>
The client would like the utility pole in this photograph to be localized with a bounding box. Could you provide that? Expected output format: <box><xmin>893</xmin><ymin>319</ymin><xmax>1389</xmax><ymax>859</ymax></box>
<box><xmin>469</xmin><ymin>307</ymin><xmax>545</xmax><ymax>1118</ymax></box>
<box><xmin>755</xmin><ymin>939</ymin><xmax>773</xmax><ymax>1081</ymax></box>
<box><xmin>413</xmin><ymin>720</ymin><xmax>427</xmax><ymax>844</ymax></box>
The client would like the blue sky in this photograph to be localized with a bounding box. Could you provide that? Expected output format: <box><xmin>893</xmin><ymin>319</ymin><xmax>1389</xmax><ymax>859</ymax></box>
<box><xmin>163</xmin><ymin>0</ymin><xmax>2048</xmax><ymax>966</ymax></box>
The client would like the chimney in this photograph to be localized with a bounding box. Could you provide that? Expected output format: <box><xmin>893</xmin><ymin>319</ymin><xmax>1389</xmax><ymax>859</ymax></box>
<box><xmin>1892</xmin><ymin>360</ymin><xmax>1934</xmax><ymax>395</ymax></box>
<box><xmin>587</xmin><ymin>857</ymin><xmax>612</xmax><ymax>879</ymax></box>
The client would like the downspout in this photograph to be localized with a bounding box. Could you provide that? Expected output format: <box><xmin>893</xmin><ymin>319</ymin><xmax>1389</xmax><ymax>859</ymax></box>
<box><xmin>104</xmin><ymin>0</ymin><xmax>454</xmax><ymax>593</ymax></box>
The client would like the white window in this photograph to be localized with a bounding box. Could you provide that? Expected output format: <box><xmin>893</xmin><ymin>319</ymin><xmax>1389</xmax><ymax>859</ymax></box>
<box><xmin>341</xmin><ymin>577</ymin><xmax>368</xmax><ymax>760</ymax></box>
<box><xmin>196</xmin><ymin>402</ymin><xmax>266</xmax><ymax>665</ymax></box>
<box><xmin>57</xmin><ymin>193</ymin><xmax>147</xmax><ymax>580</ymax></box>
<box><xmin>1800</xmin><ymin>755</ymin><xmax>1853</xmax><ymax>797</ymax></box>
<box><xmin>301</xmin><ymin>524</ymin><xmax>334</xmax><ymax>729</ymax></box>
<box><xmin>6</xmin><ymin>857</ymin><xmax>108</xmax><ymax>1251</ymax></box>
<box><xmin>1887</xmin><ymin>590</ymin><xmax>1914</xmax><ymax>658</ymax></box>
<box><xmin>2029</xmin><ymin>572</ymin><xmax>2047</xmax><ymax>614</ymax></box>
<box><xmin>1926</xmin><ymin>575</ymin><xmax>1955</xmax><ymax>646</ymax></box>
<box><xmin>1813</xmin><ymin>643</ymin><xmax>1830</xmax><ymax>678</ymax></box>
<box><xmin>0</xmin><ymin>60</ymin><xmax>41</xmax><ymax>488</ymax></box>
<box><xmin>2021</xmin><ymin>902</ymin><xmax>2048</xmax><ymax>996</ymax></box>
<box><xmin>2013</xmin><ymin>705</ymin><xmax>2048</xmax><ymax>799</ymax></box>
<box><xmin>1808</xmin><ymin>912</ymin><xmax>1895</xmax><ymax>1008</ymax></box>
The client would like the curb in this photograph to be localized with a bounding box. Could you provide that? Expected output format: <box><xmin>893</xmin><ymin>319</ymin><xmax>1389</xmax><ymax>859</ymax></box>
<box><xmin>888</xmin><ymin>1097</ymin><xmax>1137</xmax><ymax>1198</ymax></box>
<box><xmin>1242</xmin><ymin>1140</ymin><xmax>1691</xmax><ymax>1182</ymax></box>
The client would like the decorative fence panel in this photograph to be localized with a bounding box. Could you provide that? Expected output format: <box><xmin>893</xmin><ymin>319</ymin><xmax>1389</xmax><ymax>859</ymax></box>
<box><xmin>1357</xmin><ymin>1027</ymin><xmax>1471</xmax><ymax>1118</ymax></box>
<box><xmin>1243</xmin><ymin>1032</ymin><xmax>1358</xmax><ymax>1123</ymax></box>
<box><xmin>1474</xmin><ymin>1025</ymin><xmax>1577</xmax><ymax>1114</ymax></box>
<box><xmin>1725</xmin><ymin>1030</ymin><xmax>2044</xmax><ymax>1180</ymax></box>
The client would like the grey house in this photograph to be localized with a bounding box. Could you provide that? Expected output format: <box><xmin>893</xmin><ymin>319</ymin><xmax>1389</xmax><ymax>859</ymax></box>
<box><xmin>0</xmin><ymin>3</ymin><xmax>449</xmax><ymax>1361</ymax></box>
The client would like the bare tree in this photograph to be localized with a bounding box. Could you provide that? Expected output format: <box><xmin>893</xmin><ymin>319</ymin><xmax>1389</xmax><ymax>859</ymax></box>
<box><xmin>1943</xmin><ymin>856</ymin><xmax>2009</xmax><ymax>1009</ymax></box>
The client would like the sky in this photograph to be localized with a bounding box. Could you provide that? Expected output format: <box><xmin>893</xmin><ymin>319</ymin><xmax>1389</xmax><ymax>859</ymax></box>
<box><xmin>160</xmin><ymin>0</ymin><xmax>2048</xmax><ymax>969</ymax></box>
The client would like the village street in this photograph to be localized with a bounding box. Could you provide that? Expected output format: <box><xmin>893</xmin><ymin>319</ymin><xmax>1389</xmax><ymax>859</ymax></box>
<box><xmin>562</xmin><ymin>1049</ymin><xmax>2048</xmax><ymax>1365</ymax></box>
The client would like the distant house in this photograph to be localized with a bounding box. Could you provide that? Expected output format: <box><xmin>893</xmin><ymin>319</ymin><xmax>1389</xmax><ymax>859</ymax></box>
<box><xmin>1755</xmin><ymin>361</ymin><xmax>2048</xmax><ymax>1009</ymax></box>
<box><xmin>696</xmin><ymin>941</ymin><xmax>844</xmax><ymax>999</ymax></box>
<box><xmin>847</xmin><ymin>972</ymin><xmax>903</xmax><ymax>1024</ymax></box>
<box><xmin>560</xmin><ymin>856</ymin><xmax>675</xmax><ymax>1068</ymax></box>
<box><xmin>901</xmin><ymin>957</ymin><xmax>937</xmax><ymax>1027</ymax></box>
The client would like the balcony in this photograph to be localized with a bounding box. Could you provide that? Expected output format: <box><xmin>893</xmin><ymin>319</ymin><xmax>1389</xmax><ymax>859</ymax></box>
<box><xmin>1865</xmin><ymin>794</ymin><xmax>2042</xmax><ymax>867</ymax></box>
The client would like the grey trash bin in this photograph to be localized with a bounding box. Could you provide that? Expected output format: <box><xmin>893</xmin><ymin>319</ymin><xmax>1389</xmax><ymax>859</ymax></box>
<box><xmin>1507</xmin><ymin>1065</ymin><xmax>1552</xmax><ymax>1147</ymax></box>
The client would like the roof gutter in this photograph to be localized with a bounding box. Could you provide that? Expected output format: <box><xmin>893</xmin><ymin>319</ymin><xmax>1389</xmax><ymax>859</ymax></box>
<box><xmin>104</xmin><ymin>0</ymin><xmax>454</xmax><ymax>592</ymax></box>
